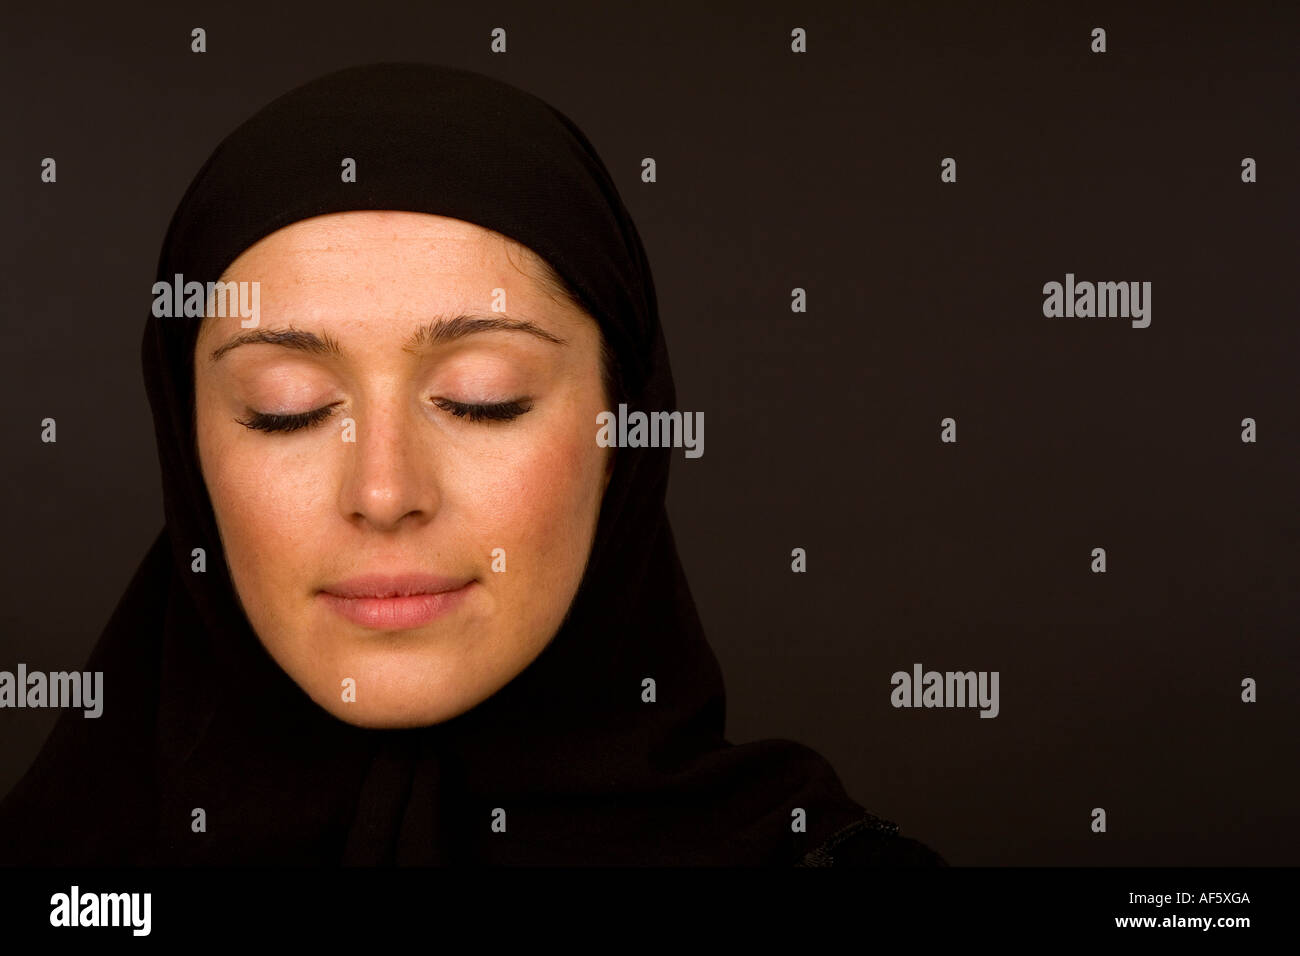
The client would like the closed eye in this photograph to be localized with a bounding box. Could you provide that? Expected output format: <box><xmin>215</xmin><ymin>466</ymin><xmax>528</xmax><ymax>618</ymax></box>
<box><xmin>433</xmin><ymin>398</ymin><xmax>533</xmax><ymax>423</ymax></box>
<box><xmin>236</xmin><ymin>402</ymin><xmax>342</xmax><ymax>433</ymax></box>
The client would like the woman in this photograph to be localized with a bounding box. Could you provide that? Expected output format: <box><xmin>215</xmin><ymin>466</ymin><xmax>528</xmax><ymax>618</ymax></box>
<box><xmin>0</xmin><ymin>62</ymin><xmax>943</xmax><ymax>866</ymax></box>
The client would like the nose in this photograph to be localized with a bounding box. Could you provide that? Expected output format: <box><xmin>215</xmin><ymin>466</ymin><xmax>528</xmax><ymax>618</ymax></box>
<box><xmin>337</xmin><ymin>399</ymin><xmax>438</xmax><ymax>531</ymax></box>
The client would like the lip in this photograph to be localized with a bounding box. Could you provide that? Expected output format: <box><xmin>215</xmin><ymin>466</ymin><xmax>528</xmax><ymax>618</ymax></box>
<box><xmin>318</xmin><ymin>573</ymin><xmax>475</xmax><ymax>630</ymax></box>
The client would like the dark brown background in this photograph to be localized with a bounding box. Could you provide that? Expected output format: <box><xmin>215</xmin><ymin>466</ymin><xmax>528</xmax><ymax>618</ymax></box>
<box><xmin>2</xmin><ymin>0</ymin><xmax>1297</xmax><ymax>865</ymax></box>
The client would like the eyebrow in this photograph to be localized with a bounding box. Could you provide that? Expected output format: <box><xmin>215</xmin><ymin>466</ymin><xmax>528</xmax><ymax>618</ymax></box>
<box><xmin>208</xmin><ymin>313</ymin><xmax>568</xmax><ymax>362</ymax></box>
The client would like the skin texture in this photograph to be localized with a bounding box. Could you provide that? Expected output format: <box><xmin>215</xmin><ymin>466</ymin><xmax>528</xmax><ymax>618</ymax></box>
<box><xmin>194</xmin><ymin>211</ymin><xmax>613</xmax><ymax>728</ymax></box>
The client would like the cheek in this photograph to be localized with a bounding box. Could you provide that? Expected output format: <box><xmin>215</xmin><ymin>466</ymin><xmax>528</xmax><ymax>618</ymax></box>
<box><xmin>450</xmin><ymin>417</ymin><xmax>603</xmax><ymax>583</ymax></box>
<box><xmin>197</xmin><ymin>420</ymin><xmax>332</xmax><ymax>601</ymax></box>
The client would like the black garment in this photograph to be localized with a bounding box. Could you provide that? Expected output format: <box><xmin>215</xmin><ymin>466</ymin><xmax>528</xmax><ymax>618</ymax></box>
<box><xmin>798</xmin><ymin>815</ymin><xmax>949</xmax><ymax>866</ymax></box>
<box><xmin>0</xmin><ymin>62</ymin><xmax>943</xmax><ymax>866</ymax></box>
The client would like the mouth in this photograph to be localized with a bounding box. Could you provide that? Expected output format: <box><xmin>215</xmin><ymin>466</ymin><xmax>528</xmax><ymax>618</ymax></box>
<box><xmin>318</xmin><ymin>573</ymin><xmax>476</xmax><ymax>630</ymax></box>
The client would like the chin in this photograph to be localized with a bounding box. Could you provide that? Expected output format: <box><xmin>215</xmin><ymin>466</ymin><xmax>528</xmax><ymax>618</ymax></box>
<box><xmin>324</xmin><ymin>701</ymin><xmax>463</xmax><ymax>729</ymax></box>
<box><xmin>254</xmin><ymin>631</ymin><xmax>480</xmax><ymax>728</ymax></box>
<box><xmin>311</xmin><ymin>679</ymin><xmax>483</xmax><ymax>729</ymax></box>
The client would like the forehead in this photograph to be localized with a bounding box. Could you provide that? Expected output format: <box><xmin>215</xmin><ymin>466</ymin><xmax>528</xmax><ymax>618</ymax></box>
<box><xmin>222</xmin><ymin>210</ymin><xmax>530</xmax><ymax>284</ymax></box>
<box><xmin>196</xmin><ymin>210</ymin><xmax>595</xmax><ymax>351</ymax></box>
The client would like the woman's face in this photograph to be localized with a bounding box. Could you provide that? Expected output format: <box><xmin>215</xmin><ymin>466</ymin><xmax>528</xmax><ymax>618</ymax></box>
<box><xmin>194</xmin><ymin>211</ymin><xmax>613</xmax><ymax>728</ymax></box>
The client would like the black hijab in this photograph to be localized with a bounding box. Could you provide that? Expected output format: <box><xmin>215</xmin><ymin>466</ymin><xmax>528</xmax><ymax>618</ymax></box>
<box><xmin>0</xmin><ymin>62</ymin><xmax>912</xmax><ymax>865</ymax></box>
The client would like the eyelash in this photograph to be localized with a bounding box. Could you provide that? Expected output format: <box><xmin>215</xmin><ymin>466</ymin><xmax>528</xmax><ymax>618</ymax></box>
<box><xmin>432</xmin><ymin>398</ymin><xmax>533</xmax><ymax>422</ymax></box>
<box><xmin>236</xmin><ymin>399</ymin><xmax>533</xmax><ymax>433</ymax></box>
